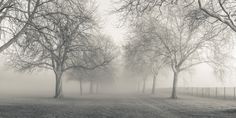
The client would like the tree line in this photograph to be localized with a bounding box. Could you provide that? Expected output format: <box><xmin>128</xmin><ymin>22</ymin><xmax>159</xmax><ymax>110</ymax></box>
<box><xmin>116</xmin><ymin>0</ymin><xmax>235</xmax><ymax>99</ymax></box>
<box><xmin>0</xmin><ymin>0</ymin><xmax>117</xmax><ymax>98</ymax></box>
<box><xmin>1</xmin><ymin>0</ymin><xmax>236</xmax><ymax>99</ymax></box>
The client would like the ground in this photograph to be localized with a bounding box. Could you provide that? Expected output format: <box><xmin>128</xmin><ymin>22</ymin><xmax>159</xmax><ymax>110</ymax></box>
<box><xmin>0</xmin><ymin>94</ymin><xmax>235</xmax><ymax>118</ymax></box>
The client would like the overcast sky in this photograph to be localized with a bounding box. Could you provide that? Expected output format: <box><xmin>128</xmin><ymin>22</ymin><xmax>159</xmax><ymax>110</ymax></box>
<box><xmin>95</xmin><ymin>0</ymin><xmax>127</xmax><ymax>46</ymax></box>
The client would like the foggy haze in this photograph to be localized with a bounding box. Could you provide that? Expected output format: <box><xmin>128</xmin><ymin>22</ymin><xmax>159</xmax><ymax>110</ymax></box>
<box><xmin>0</xmin><ymin>0</ymin><xmax>236</xmax><ymax>118</ymax></box>
<box><xmin>0</xmin><ymin>0</ymin><xmax>235</xmax><ymax>98</ymax></box>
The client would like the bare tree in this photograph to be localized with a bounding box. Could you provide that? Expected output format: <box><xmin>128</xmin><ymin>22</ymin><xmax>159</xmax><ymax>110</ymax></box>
<box><xmin>8</xmin><ymin>0</ymin><xmax>116</xmax><ymax>98</ymax></box>
<box><xmin>124</xmin><ymin>34</ymin><xmax>154</xmax><ymax>94</ymax></box>
<box><xmin>197</xmin><ymin>0</ymin><xmax>236</xmax><ymax>32</ymax></box>
<box><xmin>88</xmin><ymin>65</ymin><xmax>115</xmax><ymax>94</ymax></box>
<box><xmin>129</xmin><ymin>5</ymin><xmax>232</xmax><ymax>98</ymax></box>
<box><xmin>116</xmin><ymin>0</ymin><xmax>236</xmax><ymax>33</ymax></box>
<box><xmin>151</xmin><ymin>59</ymin><xmax>166</xmax><ymax>94</ymax></box>
<box><xmin>67</xmin><ymin>69</ymin><xmax>86</xmax><ymax>96</ymax></box>
<box><xmin>67</xmin><ymin>61</ymin><xmax>116</xmax><ymax>95</ymax></box>
<box><xmin>67</xmin><ymin>34</ymin><xmax>117</xmax><ymax>95</ymax></box>
<box><xmin>116</xmin><ymin>0</ymin><xmax>234</xmax><ymax>98</ymax></box>
<box><xmin>124</xmin><ymin>33</ymin><xmax>167</xmax><ymax>94</ymax></box>
<box><xmin>0</xmin><ymin>0</ymin><xmax>53</xmax><ymax>52</ymax></box>
<box><xmin>114</xmin><ymin>0</ymin><xmax>184</xmax><ymax>23</ymax></box>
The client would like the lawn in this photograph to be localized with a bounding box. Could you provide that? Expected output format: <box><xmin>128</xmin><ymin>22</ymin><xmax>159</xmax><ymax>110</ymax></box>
<box><xmin>0</xmin><ymin>94</ymin><xmax>235</xmax><ymax>118</ymax></box>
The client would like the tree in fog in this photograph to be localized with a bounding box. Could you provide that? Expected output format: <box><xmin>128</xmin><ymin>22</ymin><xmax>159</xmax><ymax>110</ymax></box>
<box><xmin>116</xmin><ymin>0</ymin><xmax>236</xmax><ymax>33</ymax></box>
<box><xmin>124</xmin><ymin>37</ymin><xmax>154</xmax><ymax>94</ymax></box>
<box><xmin>116</xmin><ymin>0</ymin><xmax>234</xmax><ymax>98</ymax></box>
<box><xmin>67</xmin><ymin>66</ymin><xmax>116</xmax><ymax>95</ymax></box>
<box><xmin>87</xmin><ymin>65</ymin><xmax>115</xmax><ymax>94</ymax></box>
<box><xmin>134</xmin><ymin>26</ymin><xmax>167</xmax><ymax>94</ymax></box>
<box><xmin>150</xmin><ymin>58</ymin><xmax>166</xmax><ymax>94</ymax></box>
<box><xmin>68</xmin><ymin>35</ymin><xmax>117</xmax><ymax>95</ymax></box>
<box><xmin>196</xmin><ymin>0</ymin><xmax>236</xmax><ymax>73</ymax></box>
<box><xmin>83</xmin><ymin>34</ymin><xmax>117</xmax><ymax>94</ymax></box>
<box><xmin>126</xmin><ymin>5</ymin><xmax>232</xmax><ymax>98</ymax></box>
<box><xmin>74</xmin><ymin>62</ymin><xmax>115</xmax><ymax>95</ymax></box>
<box><xmin>124</xmin><ymin>28</ymin><xmax>167</xmax><ymax>94</ymax></box>
<box><xmin>67</xmin><ymin>69</ymin><xmax>86</xmax><ymax>96</ymax></box>
<box><xmin>197</xmin><ymin>0</ymin><xmax>236</xmax><ymax>32</ymax></box>
<box><xmin>0</xmin><ymin>0</ymin><xmax>52</xmax><ymax>52</ymax></box>
<box><xmin>8</xmin><ymin>0</ymin><xmax>115</xmax><ymax>98</ymax></box>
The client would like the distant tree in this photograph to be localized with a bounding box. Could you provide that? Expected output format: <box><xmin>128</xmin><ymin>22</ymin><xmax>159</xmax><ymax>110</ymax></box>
<box><xmin>67</xmin><ymin>62</ymin><xmax>116</xmax><ymax>95</ymax></box>
<box><xmin>88</xmin><ymin>65</ymin><xmax>115</xmax><ymax>94</ymax></box>
<box><xmin>8</xmin><ymin>0</ymin><xmax>115</xmax><ymax>98</ymax></box>
<box><xmin>151</xmin><ymin>59</ymin><xmax>166</xmax><ymax>94</ymax></box>
<box><xmin>124</xmin><ymin>35</ymin><xmax>154</xmax><ymax>94</ymax></box>
<box><xmin>67</xmin><ymin>69</ymin><xmax>86</xmax><ymax>96</ymax></box>
<box><xmin>124</xmin><ymin>29</ymin><xmax>167</xmax><ymax>94</ymax></box>
<box><xmin>68</xmin><ymin>35</ymin><xmax>117</xmax><ymax>95</ymax></box>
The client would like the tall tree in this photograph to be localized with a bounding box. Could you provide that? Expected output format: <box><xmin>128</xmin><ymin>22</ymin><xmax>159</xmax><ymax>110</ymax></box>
<box><xmin>0</xmin><ymin>0</ymin><xmax>52</xmax><ymax>52</ymax></box>
<box><xmin>8</xmin><ymin>0</ymin><xmax>115</xmax><ymax>98</ymax></box>
<box><xmin>197</xmin><ymin>0</ymin><xmax>236</xmax><ymax>32</ymax></box>
<box><xmin>124</xmin><ymin>29</ymin><xmax>167</xmax><ymax>94</ymax></box>
<box><xmin>124</xmin><ymin>34</ymin><xmax>154</xmax><ymax>94</ymax></box>
<box><xmin>67</xmin><ymin>34</ymin><xmax>117</xmax><ymax>95</ymax></box>
<box><xmin>129</xmin><ymin>6</ymin><xmax>231</xmax><ymax>98</ymax></box>
<box><xmin>116</xmin><ymin>0</ymin><xmax>234</xmax><ymax>98</ymax></box>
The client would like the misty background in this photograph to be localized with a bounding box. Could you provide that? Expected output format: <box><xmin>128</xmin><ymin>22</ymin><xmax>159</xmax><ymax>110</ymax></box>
<box><xmin>0</xmin><ymin>0</ymin><xmax>235</xmax><ymax>98</ymax></box>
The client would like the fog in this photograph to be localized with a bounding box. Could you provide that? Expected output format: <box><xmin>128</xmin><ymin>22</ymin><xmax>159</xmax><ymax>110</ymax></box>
<box><xmin>1</xmin><ymin>0</ymin><xmax>236</xmax><ymax>117</ymax></box>
<box><xmin>0</xmin><ymin>0</ymin><xmax>235</xmax><ymax>99</ymax></box>
<box><xmin>0</xmin><ymin>59</ymin><xmax>235</xmax><ymax>98</ymax></box>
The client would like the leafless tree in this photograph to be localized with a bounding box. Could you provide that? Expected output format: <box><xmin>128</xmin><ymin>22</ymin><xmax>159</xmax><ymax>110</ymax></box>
<box><xmin>8</xmin><ymin>0</ymin><xmax>116</xmax><ymax>98</ymax></box>
<box><xmin>151</xmin><ymin>59</ymin><xmax>166</xmax><ymax>94</ymax></box>
<box><xmin>114</xmin><ymin>0</ymin><xmax>185</xmax><ymax>23</ymax></box>
<box><xmin>129</xmin><ymin>5</ymin><xmax>232</xmax><ymax>98</ymax></box>
<box><xmin>116</xmin><ymin>0</ymin><xmax>234</xmax><ymax>98</ymax></box>
<box><xmin>88</xmin><ymin>65</ymin><xmax>115</xmax><ymax>94</ymax></box>
<box><xmin>0</xmin><ymin>0</ymin><xmax>53</xmax><ymax>52</ymax></box>
<box><xmin>67</xmin><ymin>61</ymin><xmax>116</xmax><ymax>95</ymax></box>
<box><xmin>124</xmin><ymin>31</ymin><xmax>167</xmax><ymax>94</ymax></box>
<box><xmin>124</xmin><ymin>34</ymin><xmax>156</xmax><ymax>94</ymax></box>
<box><xmin>197</xmin><ymin>0</ymin><xmax>236</xmax><ymax>32</ymax></box>
<box><xmin>116</xmin><ymin>0</ymin><xmax>236</xmax><ymax>32</ymax></box>
<box><xmin>67</xmin><ymin>69</ymin><xmax>86</xmax><ymax>96</ymax></box>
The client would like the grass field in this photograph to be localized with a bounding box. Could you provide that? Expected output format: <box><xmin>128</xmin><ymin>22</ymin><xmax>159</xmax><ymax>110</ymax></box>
<box><xmin>0</xmin><ymin>94</ymin><xmax>235</xmax><ymax>118</ymax></box>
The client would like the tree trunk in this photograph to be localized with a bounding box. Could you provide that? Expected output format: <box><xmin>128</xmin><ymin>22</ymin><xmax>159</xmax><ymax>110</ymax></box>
<box><xmin>171</xmin><ymin>71</ymin><xmax>179</xmax><ymax>99</ymax></box>
<box><xmin>96</xmin><ymin>81</ymin><xmax>99</xmax><ymax>94</ymax></box>
<box><xmin>137</xmin><ymin>80</ymin><xmax>140</xmax><ymax>93</ymax></box>
<box><xmin>79</xmin><ymin>79</ymin><xmax>83</xmax><ymax>96</ymax></box>
<box><xmin>90</xmin><ymin>80</ymin><xmax>94</xmax><ymax>94</ymax></box>
<box><xmin>54</xmin><ymin>71</ymin><xmax>63</xmax><ymax>98</ymax></box>
<box><xmin>142</xmin><ymin>79</ymin><xmax>146</xmax><ymax>94</ymax></box>
<box><xmin>152</xmin><ymin>75</ymin><xmax>157</xmax><ymax>94</ymax></box>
